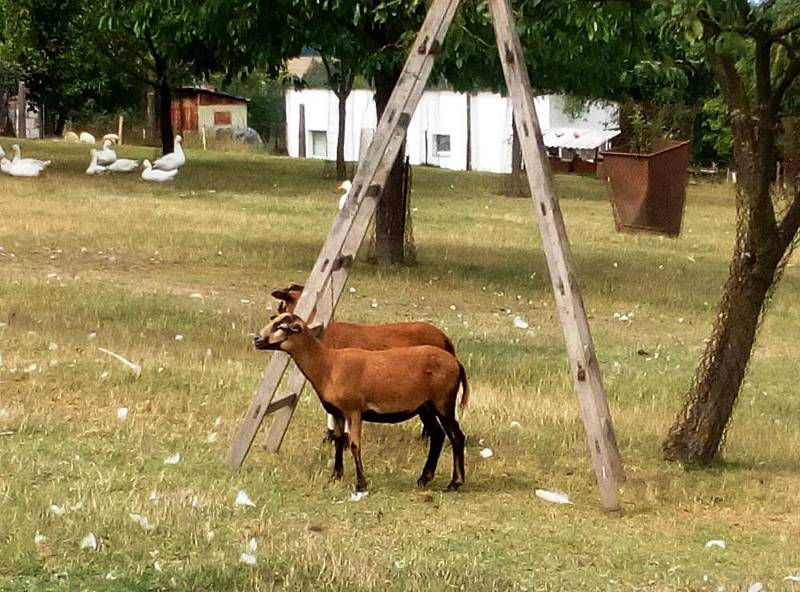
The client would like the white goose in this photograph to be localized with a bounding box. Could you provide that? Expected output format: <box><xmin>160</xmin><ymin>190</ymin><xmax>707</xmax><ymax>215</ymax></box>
<box><xmin>338</xmin><ymin>180</ymin><xmax>352</xmax><ymax>210</ymax></box>
<box><xmin>12</xmin><ymin>144</ymin><xmax>51</xmax><ymax>169</ymax></box>
<box><xmin>86</xmin><ymin>150</ymin><xmax>109</xmax><ymax>175</ymax></box>
<box><xmin>152</xmin><ymin>135</ymin><xmax>185</xmax><ymax>171</ymax></box>
<box><xmin>107</xmin><ymin>158</ymin><xmax>139</xmax><ymax>172</ymax></box>
<box><xmin>141</xmin><ymin>159</ymin><xmax>177</xmax><ymax>183</ymax></box>
<box><xmin>95</xmin><ymin>139</ymin><xmax>117</xmax><ymax>166</ymax></box>
<box><xmin>1</xmin><ymin>157</ymin><xmax>45</xmax><ymax>177</ymax></box>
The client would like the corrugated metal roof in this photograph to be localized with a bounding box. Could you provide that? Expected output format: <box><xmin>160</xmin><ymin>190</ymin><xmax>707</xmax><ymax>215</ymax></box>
<box><xmin>175</xmin><ymin>85</ymin><xmax>249</xmax><ymax>103</ymax></box>
<box><xmin>542</xmin><ymin>128</ymin><xmax>620</xmax><ymax>150</ymax></box>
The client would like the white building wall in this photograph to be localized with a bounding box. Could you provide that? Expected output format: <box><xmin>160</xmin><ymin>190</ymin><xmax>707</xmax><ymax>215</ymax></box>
<box><xmin>285</xmin><ymin>89</ymin><xmax>617</xmax><ymax>173</ymax></box>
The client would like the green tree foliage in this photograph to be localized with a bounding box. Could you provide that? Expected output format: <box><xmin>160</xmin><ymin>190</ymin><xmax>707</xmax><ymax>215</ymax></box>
<box><xmin>0</xmin><ymin>0</ymin><xmax>142</xmax><ymax>134</ymax></box>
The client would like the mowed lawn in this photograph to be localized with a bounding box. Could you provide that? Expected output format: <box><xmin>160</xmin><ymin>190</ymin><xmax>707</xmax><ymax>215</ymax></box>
<box><xmin>1</xmin><ymin>138</ymin><xmax>799</xmax><ymax>591</ymax></box>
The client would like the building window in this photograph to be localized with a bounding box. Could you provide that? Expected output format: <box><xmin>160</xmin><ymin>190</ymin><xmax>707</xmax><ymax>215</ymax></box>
<box><xmin>433</xmin><ymin>134</ymin><xmax>451</xmax><ymax>157</ymax></box>
<box><xmin>214</xmin><ymin>110</ymin><xmax>232</xmax><ymax>126</ymax></box>
<box><xmin>311</xmin><ymin>130</ymin><xmax>327</xmax><ymax>158</ymax></box>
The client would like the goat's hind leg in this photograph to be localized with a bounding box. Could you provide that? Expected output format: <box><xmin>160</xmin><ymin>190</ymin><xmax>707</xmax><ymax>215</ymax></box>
<box><xmin>434</xmin><ymin>397</ymin><xmax>466</xmax><ymax>491</ymax></box>
<box><xmin>347</xmin><ymin>412</ymin><xmax>368</xmax><ymax>492</ymax></box>
<box><xmin>417</xmin><ymin>404</ymin><xmax>445</xmax><ymax>487</ymax></box>
<box><xmin>330</xmin><ymin>415</ymin><xmax>347</xmax><ymax>481</ymax></box>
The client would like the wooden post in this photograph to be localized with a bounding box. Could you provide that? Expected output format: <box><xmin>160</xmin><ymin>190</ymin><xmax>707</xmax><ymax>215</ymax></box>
<box><xmin>145</xmin><ymin>89</ymin><xmax>156</xmax><ymax>141</ymax></box>
<box><xmin>466</xmin><ymin>93</ymin><xmax>472</xmax><ymax>171</ymax></box>
<box><xmin>201</xmin><ymin>126</ymin><xmax>207</xmax><ymax>151</ymax></box>
<box><xmin>488</xmin><ymin>0</ymin><xmax>624</xmax><ymax>512</ymax></box>
<box><xmin>117</xmin><ymin>115</ymin><xmax>124</xmax><ymax>145</ymax></box>
<box><xmin>226</xmin><ymin>0</ymin><xmax>463</xmax><ymax>468</ymax></box>
<box><xmin>298</xmin><ymin>105</ymin><xmax>307</xmax><ymax>158</ymax></box>
<box><xmin>16</xmin><ymin>81</ymin><xmax>26</xmax><ymax>139</ymax></box>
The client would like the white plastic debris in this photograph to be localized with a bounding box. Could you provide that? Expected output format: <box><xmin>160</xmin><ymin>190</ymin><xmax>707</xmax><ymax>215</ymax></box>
<box><xmin>34</xmin><ymin>532</ymin><xmax>46</xmax><ymax>545</ymax></box>
<box><xmin>239</xmin><ymin>553</ymin><xmax>257</xmax><ymax>566</ymax></box>
<box><xmin>509</xmin><ymin>421</ymin><xmax>522</xmax><ymax>429</ymax></box>
<box><xmin>207</xmin><ymin>432</ymin><xmax>218</xmax><ymax>443</ymax></box>
<box><xmin>535</xmin><ymin>489</ymin><xmax>573</xmax><ymax>505</ymax></box>
<box><xmin>98</xmin><ymin>347</ymin><xmax>141</xmax><ymax>377</ymax></box>
<box><xmin>349</xmin><ymin>287</ymin><xmax>356</xmax><ymax>293</ymax></box>
<box><xmin>130</xmin><ymin>513</ymin><xmax>154</xmax><ymax>530</ymax></box>
<box><xmin>748</xmin><ymin>582</ymin><xmax>763</xmax><ymax>592</ymax></box>
<box><xmin>175</xmin><ymin>334</ymin><xmax>184</xmax><ymax>341</ymax></box>
<box><xmin>247</xmin><ymin>538</ymin><xmax>258</xmax><ymax>553</ymax></box>
<box><xmin>117</xmin><ymin>407</ymin><xmax>128</xmax><ymax>421</ymax></box>
<box><xmin>479</xmin><ymin>448</ymin><xmax>494</xmax><ymax>459</ymax></box>
<box><xmin>80</xmin><ymin>532</ymin><xmax>97</xmax><ymax>550</ymax></box>
<box><xmin>50</xmin><ymin>504</ymin><xmax>66</xmax><ymax>516</ymax></box>
<box><xmin>513</xmin><ymin>316</ymin><xmax>529</xmax><ymax>330</ymax></box>
<box><xmin>784</xmin><ymin>575</ymin><xmax>800</xmax><ymax>582</ymax></box>
<box><xmin>350</xmin><ymin>491</ymin><xmax>369</xmax><ymax>502</ymax></box>
<box><xmin>163</xmin><ymin>452</ymin><xmax>181</xmax><ymax>465</ymax></box>
<box><xmin>370</xmin><ymin>299</ymin><xmax>378</xmax><ymax>309</ymax></box>
<box><xmin>235</xmin><ymin>490</ymin><xmax>256</xmax><ymax>507</ymax></box>
<box><xmin>206</xmin><ymin>531</ymin><xmax>215</xmax><ymax>542</ymax></box>
<box><xmin>704</xmin><ymin>539</ymin><xmax>726</xmax><ymax>549</ymax></box>
<box><xmin>189</xmin><ymin>293</ymin><xmax>204</xmax><ymax>300</ymax></box>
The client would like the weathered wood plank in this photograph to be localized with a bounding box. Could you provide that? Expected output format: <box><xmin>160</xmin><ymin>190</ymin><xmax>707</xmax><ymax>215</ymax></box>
<box><xmin>488</xmin><ymin>0</ymin><xmax>625</xmax><ymax>513</ymax></box>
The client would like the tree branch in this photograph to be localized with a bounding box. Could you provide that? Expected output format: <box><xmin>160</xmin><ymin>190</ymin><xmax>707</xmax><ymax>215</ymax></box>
<box><xmin>772</xmin><ymin>21</ymin><xmax>800</xmax><ymax>39</ymax></box>
<box><xmin>768</xmin><ymin>57</ymin><xmax>800</xmax><ymax>117</ymax></box>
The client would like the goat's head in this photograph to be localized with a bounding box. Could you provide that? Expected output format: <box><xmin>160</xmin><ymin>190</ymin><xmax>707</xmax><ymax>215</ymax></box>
<box><xmin>254</xmin><ymin>312</ymin><xmax>322</xmax><ymax>351</ymax></box>
<box><xmin>271</xmin><ymin>283</ymin><xmax>304</xmax><ymax>314</ymax></box>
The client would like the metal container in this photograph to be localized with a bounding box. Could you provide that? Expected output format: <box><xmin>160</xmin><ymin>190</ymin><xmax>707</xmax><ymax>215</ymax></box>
<box><xmin>601</xmin><ymin>139</ymin><xmax>691</xmax><ymax>237</ymax></box>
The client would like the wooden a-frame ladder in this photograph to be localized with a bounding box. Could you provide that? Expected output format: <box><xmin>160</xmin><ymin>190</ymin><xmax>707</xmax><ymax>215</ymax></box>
<box><xmin>226</xmin><ymin>0</ymin><xmax>626</xmax><ymax>513</ymax></box>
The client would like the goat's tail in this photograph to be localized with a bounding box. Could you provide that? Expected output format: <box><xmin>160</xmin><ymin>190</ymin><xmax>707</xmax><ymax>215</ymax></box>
<box><xmin>443</xmin><ymin>337</ymin><xmax>456</xmax><ymax>356</ymax></box>
<box><xmin>457</xmin><ymin>361</ymin><xmax>470</xmax><ymax>411</ymax></box>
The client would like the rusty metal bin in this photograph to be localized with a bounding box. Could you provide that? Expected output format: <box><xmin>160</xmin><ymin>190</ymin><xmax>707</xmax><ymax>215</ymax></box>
<box><xmin>600</xmin><ymin>139</ymin><xmax>691</xmax><ymax>237</ymax></box>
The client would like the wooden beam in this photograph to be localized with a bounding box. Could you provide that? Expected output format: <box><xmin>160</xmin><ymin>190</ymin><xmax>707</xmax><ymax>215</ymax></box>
<box><xmin>488</xmin><ymin>0</ymin><xmax>625</xmax><ymax>513</ymax></box>
<box><xmin>225</xmin><ymin>0</ymin><xmax>462</xmax><ymax>467</ymax></box>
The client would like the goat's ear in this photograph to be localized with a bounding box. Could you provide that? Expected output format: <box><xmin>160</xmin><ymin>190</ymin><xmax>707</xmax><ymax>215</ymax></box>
<box><xmin>308</xmin><ymin>323</ymin><xmax>325</xmax><ymax>338</ymax></box>
<box><xmin>271</xmin><ymin>289</ymin><xmax>290</xmax><ymax>301</ymax></box>
<box><xmin>287</xmin><ymin>283</ymin><xmax>305</xmax><ymax>292</ymax></box>
<box><xmin>286</xmin><ymin>319</ymin><xmax>305</xmax><ymax>333</ymax></box>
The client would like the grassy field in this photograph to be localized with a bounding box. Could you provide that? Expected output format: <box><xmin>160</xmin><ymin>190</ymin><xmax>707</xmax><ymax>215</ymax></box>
<box><xmin>1</xmin><ymin>137</ymin><xmax>799</xmax><ymax>591</ymax></box>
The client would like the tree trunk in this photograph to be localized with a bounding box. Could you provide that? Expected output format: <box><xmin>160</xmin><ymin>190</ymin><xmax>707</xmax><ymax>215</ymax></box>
<box><xmin>0</xmin><ymin>91</ymin><xmax>13</xmax><ymax>136</ymax></box>
<box><xmin>158</xmin><ymin>78</ymin><xmax>174</xmax><ymax>155</ymax></box>
<box><xmin>373</xmin><ymin>67</ymin><xmax>407</xmax><ymax>265</ymax></box>
<box><xmin>662</xmin><ymin>113</ymin><xmax>799</xmax><ymax>465</ymax></box>
<box><xmin>504</xmin><ymin>115</ymin><xmax>526</xmax><ymax>197</ymax></box>
<box><xmin>335</xmin><ymin>90</ymin><xmax>348</xmax><ymax>180</ymax></box>
<box><xmin>55</xmin><ymin>112</ymin><xmax>66</xmax><ymax>137</ymax></box>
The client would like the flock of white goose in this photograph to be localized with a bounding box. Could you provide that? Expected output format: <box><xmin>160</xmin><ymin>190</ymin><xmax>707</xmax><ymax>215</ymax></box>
<box><xmin>0</xmin><ymin>135</ymin><xmax>186</xmax><ymax>182</ymax></box>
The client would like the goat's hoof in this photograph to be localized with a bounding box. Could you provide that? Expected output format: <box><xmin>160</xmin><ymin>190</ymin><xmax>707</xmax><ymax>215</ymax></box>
<box><xmin>445</xmin><ymin>481</ymin><xmax>462</xmax><ymax>492</ymax></box>
<box><xmin>417</xmin><ymin>476</ymin><xmax>433</xmax><ymax>487</ymax></box>
<box><xmin>324</xmin><ymin>430</ymin><xmax>336</xmax><ymax>444</ymax></box>
<box><xmin>330</xmin><ymin>470</ymin><xmax>343</xmax><ymax>482</ymax></box>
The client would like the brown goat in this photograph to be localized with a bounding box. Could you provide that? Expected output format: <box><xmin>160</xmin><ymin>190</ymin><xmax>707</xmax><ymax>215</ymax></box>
<box><xmin>255</xmin><ymin>313</ymin><xmax>469</xmax><ymax>492</ymax></box>
<box><xmin>271</xmin><ymin>283</ymin><xmax>458</xmax><ymax>438</ymax></box>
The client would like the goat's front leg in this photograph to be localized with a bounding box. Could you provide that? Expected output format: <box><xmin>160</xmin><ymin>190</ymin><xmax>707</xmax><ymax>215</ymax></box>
<box><xmin>347</xmin><ymin>412</ymin><xmax>367</xmax><ymax>492</ymax></box>
<box><xmin>331</xmin><ymin>415</ymin><xmax>347</xmax><ymax>481</ymax></box>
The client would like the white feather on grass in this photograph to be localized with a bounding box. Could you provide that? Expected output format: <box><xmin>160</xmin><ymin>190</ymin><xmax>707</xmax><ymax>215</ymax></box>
<box><xmin>704</xmin><ymin>539</ymin><xmax>726</xmax><ymax>549</ymax></box>
<box><xmin>784</xmin><ymin>575</ymin><xmax>800</xmax><ymax>582</ymax></box>
<box><xmin>239</xmin><ymin>553</ymin><xmax>257</xmax><ymax>566</ymax></box>
<box><xmin>97</xmin><ymin>347</ymin><xmax>141</xmax><ymax>377</ymax></box>
<box><xmin>117</xmin><ymin>407</ymin><xmax>128</xmax><ymax>421</ymax></box>
<box><xmin>350</xmin><ymin>491</ymin><xmax>369</xmax><ymax>502</ymax></box>
<box><xmin>163</xmin><ymin>452</ymin><xmax>181</xmax><ymax>465</ymax></box>
<box><xmin>130</xmin><ymin>513</ymin><xmax>154</xmax><ymax>530</ymax></box>
<box><xmin>248</xmin><ymin>538</ymin><xmax>258</xmax><ymax>553</ymax></box>
<box><xmin>535</xmin><ymin>489</ymin><xmax>573</xmax><ymax>505</ymax></box>
<box><xmin>34</xmin><ymin>532</ymin><xmax>46</xmax><ymax>545</ymax></box>
<box><xmin>235</xmin><ymin>490</ymin><xmax>256</xmax><ymax>507</ymax></box>
<box><xmin>80</xmin><ymin>532</ymin><xmax>97</xmax><ymax>550</ymax></box>
<box><xmin>50</xmin><ymin>504</ymin><xmax>66</xmax><ymax>516</ymax></box>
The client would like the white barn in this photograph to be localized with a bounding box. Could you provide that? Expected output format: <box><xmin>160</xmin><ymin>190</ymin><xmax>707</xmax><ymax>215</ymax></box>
<box><xmin>285</xmin><ymin>89</ymin><xmax>619</xmax><ymax>174</ymax></box>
